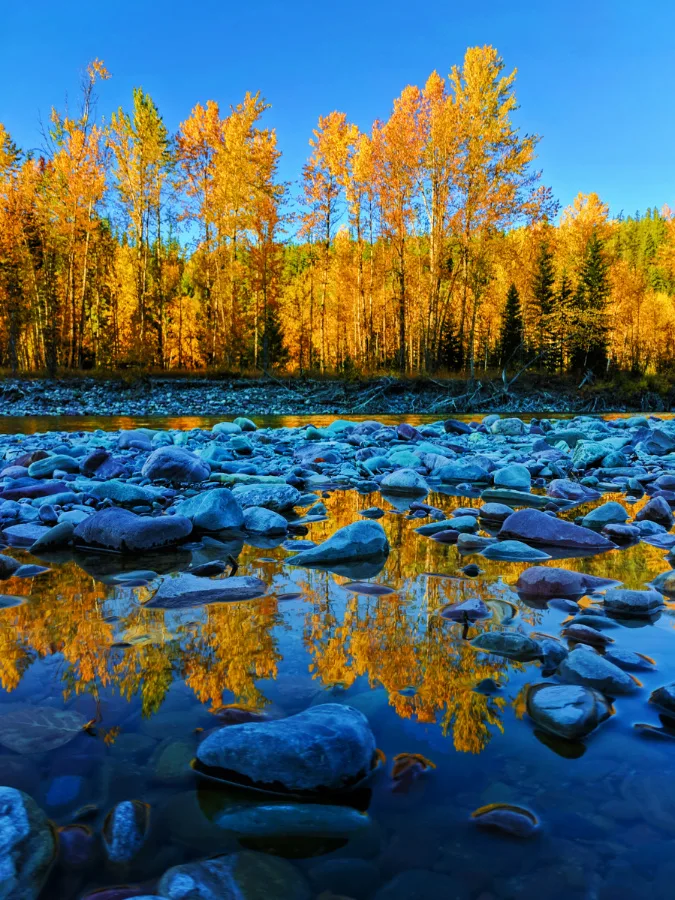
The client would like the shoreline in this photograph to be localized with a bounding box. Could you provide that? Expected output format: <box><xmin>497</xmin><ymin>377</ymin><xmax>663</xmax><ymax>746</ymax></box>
<box><xmin>1</xmin><ymin>375</ymin><xmax>674</xmax><ymax>418</ymax></box>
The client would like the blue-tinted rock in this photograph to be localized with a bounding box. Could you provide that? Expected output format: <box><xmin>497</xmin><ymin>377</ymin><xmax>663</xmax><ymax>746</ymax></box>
<box><xmin>516</xmin><ymin>566</ymin><xmax>619</xmax><ymax>598</ymax></box>
<box><xmin>380</xmin><ymin>469</ymin><xmax>429</xmax><ymax>495</ymax></box>
<box><xmin>500</xmin><ymin>509</ymin><xmax>615</xmax><ymax>550</ymax></box>
<box><xmin>175</xmin><ymin>488</ymin><xmax>244</xmax><ymax>531</ymax></box>
<box><xmin>526</xmin><ymin>683</ymin><xmax>611</xmax><ymax>740</ymax></box>
<box><xmin>494</xmin><ymin>464</ymin><xmax>532</xmax><ymax>492</ymax></box>
<box><xmin>74</xmin><ymin>508</ymin><xmax>192</xmax><ymax>552</ymax></box>
<box><xmin>287</xmin><ymin>521</ymin><xmax>388</xmax><ymax>570</ymax></box>
<box><xmin>0</xmin><ymin>787</ymin><xmax>56</xmax><ymax>900</ymax></box>
<box><xmin>142</xmin><ymin>447</ymin><xmax>210</xmax><ymax>484</ymax></box>
<box><xmin>102</xmin><ymin>799</ymin><xmax>150</xmax><ymax>864</ymax></box>
<box><xmin>145</xmin><ymin>573</ymin><xmax>267</xmax><ymax>609</ymax></box>
<box><xmin>558</xmin><ymin>646</ymin><xmax>638</xmax><ymax>695</ymax></box>
<box><xmin>243</xmin><ymin>506</ymin><xmax>288</xmax><ymax>535</ymax></box>
<box><xmin>197</xmin><ymin>703</ymin><xmax>376</xmax><ymax>793</ymax></box>
<box><xmin>231</xmin><ymin>484</ymin><xmax>301</xmax><ymax>512</ymax></box>
<box><xmin>158</xmin><ymin>853</ymin><xmax>310</xmax><ymax>900</ymax></box>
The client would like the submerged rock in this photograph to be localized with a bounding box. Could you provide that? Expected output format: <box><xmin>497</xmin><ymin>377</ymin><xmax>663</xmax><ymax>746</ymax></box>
<box><xmin>0</xmin><ymin>787</ymin><xmax>56</xmax><ymax>900</ymax></box>
<box><xmin>145</xmin><ymin>573</ymin><xmax>267</xmax><ymax>609</ymax></box>
<box><xmin>157</xmin><ymin>853</ymin><xmax>310</xmax><ymax>900</ymax></box>
<box><xmin>196</xmin><ymin>704</ymin><xmax>376</xmax><ymax>793</ymax></box>
<box><xmin>470</xmin><ymin>631</ymin><xmax>541</xmax><ymax>661</ymax></box>
<box><xmin>213</xmin><ymin>802</ymin><xmax>372</xmax><ymax>840</ymax></box>
<box><xmin>102</xmin><ymin>799</ymin><xmax>150</xmax><ymax>864</ymax></box>
<box><xmin>526</xmin><ymin>683</ymin><xmax>612</xmax><ymax>740</ymax></box>
<box><xmin>471</xmin><ymin>803</ymin><xmax>539</xmax><ymax>838</ymax></box>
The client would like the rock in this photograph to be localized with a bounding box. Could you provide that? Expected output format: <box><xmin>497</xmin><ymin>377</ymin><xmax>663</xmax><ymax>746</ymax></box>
<box><xmin>380</xmin><ymin>468</ymin><xmax>429</xmax><ymax>495</ymax></box>
<box><xmin>102</xmin><ymin>799</ymin><xmax>150</xmax><ymax>864</ymax></box>
<box><xmin>0</xmin><ymin>554</ymin><xmax>20</xmax><ymax>578</ymax></box>
<box><xmin>558</xmin><ymin>646</ymin><xmax>638</xmax><ymax>695</ymax></box>
<box><xmin>652</xmin><ymin>571</ymin><xmax>675</xmax><ymax>596</ymax></box>
<box><xmin>145</xmin><ymin>573</ymin><xmax>267</xmax><ymax>609</ymax></box>
<box><xmin>243</xmin><ymin>506</ymin><xmax>288</xmax><ymax>535</ymax></box>
<box><xmin>73</xmin><ymin>508</ymin><xmax>192</xmax><ymax>552</ymax></box>
<box><xmin>0</xmin><ymin>787</ymin><xmax>56</xmax><ymax>900</ymax></box>
<box><xmin>479</xmin><ymin>488</ymin><xmax>551</xmax><ymax>508</ymax></box>
<box><xmin>547</xmin><ymin>479</ymin><xmax>601</xmax><ymax>502</ymax></box>
<box><xmin>142</xmin><ymin>447</ymin><xmax>211</xmax><ymax>484</ymax></box>
<box><xmin>582</xmin><ymin>501</ymin><xmax>628</xmax><ymax>529</ymax></box>
<box><xmin>87</xmin><ymin>480</ymin><xmax>156</xmax><ymax>506</ymax></box>
<box><xmin>233</xmin><ymin>417</ymin><xmax>257</xmax><ymax>432</ymax></box>
<box><xmin>213</xmin><ymin>803</ymin><xmax>372</xmax><ymax>840</ymax></box>
<box><xmin>175</xmin><ymin>488</ymin><xmax>244</xmax><ymax>531</ymax></box>
<box><xmin>516</xmin><ymin>567</ymin><xmax>619</xmax><ymax>598</ymax></box>
<box><xmin>499</xmin><ymin>509</ymin><xmax>615</xmax><ymax>550</ymax></box>
<box><xmin>603</xmin><ymin>588</ymin><xmax>664</xmax><ymax>618</ymax></box>
<box><xmin>636</xmin><ymin>496</ymin><xmax>674</xmax><ymax>529</ymax></box>
<box><xmin>604</xmin><ymin>647</ymin><xmax>655</xmax><ymax>671</ymax></box>
<box><xmin>456</xmin><ymin>533</ymin><xmax>496</xmax><ymax>551</ymax></box>
<box><xmin>481</xmin><ymin>540</ymin><xmax>551</xmax><ymax>561</ymax></box>
<box><xmin>602</xmin><ymin>523</ymin><xmax>639</xmax><ymax>544</ymax></box>
<box><xmin>151</xmin><ymin>738</ymin><xmax>196</xmax><ymax>784</ymax></box>
<box><xmin>287</xmin><ymin>521</ymin><xmax>388</xmax><ymax>570</ymax></box>
<box><xmin>157</xmin><ymin>853</ymin><xmax>311</xmax><ymax>900</ymax></box>
<box><xmin>491</xmin><ymin>417</ymin><xmax>526</xmax><ymax>436</ymax></box>
<box><xmin>526</xmin><ymin>683</ymin><xmax>611</xmax><ymax>740</ymax></box>
<box><xmin>196</xmin><ymin>704</ymin><xmax>376</xmax><ymax>793</ymax></box>
<box><xmin>27</xmin><ymin>454</ymin><xmax>80</xmax><ymax>478</ymax></box>
<box><xmin>471</xmin><ymin>803</ymin><xmax>539</xmax><ymax>837</ymax></box>
<box><xmin>231</xmin><ymin>484</ymin><xmax>301</xmax><ymax>512</ymax></box>
<box><xmin>57</xmin><ymin>824</ymin><xmax>96</xmax><ymax>870</ymax></box>
<box><xmin>493</xmin><ymin>464</ymin><xmax>532</xmax><ymax>492</ymax></box>
<box><xmin>479</xmin><ymin>502</ymin><xmax>514</xmax><ymax>524</ymax></box>
<box><xmin>437</xmin><ymin>462</ymin><xmax>490</xmax><ymax>484</ymax></box>
<box><xmin>30</xmin><ymin>521</ymin><xmax>75</xmax><ymax>554</ymax></box>
<box><xmin>2</xmin><ymin>524</ymin><xmax>51</xmax><ymax>548</ymax></box>
<box><xmin>470</xmin><ymin>631</ymin><xmax>541</xmax><ymax>661</ymax></box>
<box><xmin>650</xmin><ymin>683</ymin><xmax>675</xmax><ymax>714</ymax></box>
<box><xmin>439</xmin><ymin>598</ymin><xmax>491</xmax><ymax>623</ymax></box>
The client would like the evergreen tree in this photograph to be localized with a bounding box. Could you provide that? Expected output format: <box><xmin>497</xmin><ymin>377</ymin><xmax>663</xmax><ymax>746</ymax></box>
<box><xmin>549</xmin><ymin>270</ymin><xmax>573</xmax><ymax>374</ymax></box>
<box><xmin>262</xmin><ymin>301</ymin><xmax>289</xmax><ymax>370</ymax></box>
<box><xmin>570</xmin><ymin>230</ymin><xmax>610</xmax><ymax>374</ymax></box>
<box><xmin>531</xmin><ymin>240</ymin><xmax>555</xmax><ymax>369</ymax></box>
<box><xmin>437</xmin><ymin>307</ymin><xmax>463</xmax><ymax>371</ymax></box>
<box><xmin>498</xmin><ymin>283</ymin><xmax>524</xmax><ymax>370</ymax></box>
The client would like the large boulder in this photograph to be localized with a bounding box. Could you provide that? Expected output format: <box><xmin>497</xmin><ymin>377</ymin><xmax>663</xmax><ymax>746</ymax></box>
<box><xmin>196</xmin><ymin>704</ymin><xmax>376</xmax><ymax>794</ymax></box>
<box><xmin>287</xmin><ymin>521</ymin><xmax>389</xmax><ymax>570</ymax></box>
<box><xmin>603</xmin><ymin>588</ymin><xmax>664</xmax><ymax>618</ymax></box>
<box><xmin>493</xmin><ymin>464</ymin><xmax>532</xmax><ymax>492</ymax></box>
<box><xmin>73</xmin><ymin>508</ymin><xmax>192</xmax><ymax>552</ymax></box>
<box><xmin>145</xmin><ymin>573</ymin><xmax>267</xmax><ymax>609</ymax></box>
<box><xmin>141</xmin><ymin>447</ymin><xmax>211</xmax><ymax>484</ymax></box>
<box><xmin>0</xmin><ymin>787</ymin><xmax>56</xmax><ymax>900</ymax></box>
<box><xmin>158</xmin><ymin>853</ymin><xmax>310</xmax><ymax>900</ymax></box>
<box><xmin>380</xmin><ymin>468</ymin><xmax>429</xmax><ymax>495</ymax></box>
<box><xmin>175</xmin><ymin>488</ymin><xmax>244</xmax><ymax>531</ymax></box>
<box><xmin>516</xmin><ymin>566</ymin><xmax>619</xmax><ymax>598</ymax></box>
<box><xmin>526</xmin><ymin>683</ymin><xmax>611</xmax><ymax>740</ymax></box>
<box><xmin>558</xmin><ymin>646</ymin><xmax>638</xmax><ymax>695</ymax></box>
<box><xmin>500</xmin><ymin>509</ymin><xmax>615</xmax><ymax>551</ymax></box>
<box><xmin>231</xmin><ymin>484</ymin><xmax>301</xmax><ymax>512</ymax></box>
<box><xmin>437</xmin><ymin>462</ymin><xmax>490</xmax><ymax>484</ymax></box>
<box><xmin>243</xmin><ymin>506</ymin><xmax>288</xmax><ymax>535</ymax></box>
<box><xmin>582</xmin><ymin>501</ymin><xmax>628</xmax><ymax>529</ymax></box>
<box><xmin>636</xmin><ymin>495</ymin><xmax>674</xmax><ymax>529</ymax></box>
<box><xmin>547</xmin><ymin>479</ymin><xmax>601</xmax><ymax>502</ymax></box>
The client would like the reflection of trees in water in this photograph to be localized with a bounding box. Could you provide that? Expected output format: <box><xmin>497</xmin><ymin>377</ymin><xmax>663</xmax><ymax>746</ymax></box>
<box><xmin>0</xmin><ymin>483</ymin><xmax>662</xmax><ymax>744</ymax></box>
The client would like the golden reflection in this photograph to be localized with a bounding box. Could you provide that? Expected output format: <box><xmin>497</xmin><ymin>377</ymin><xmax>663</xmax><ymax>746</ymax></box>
<box><xmin>0</xmin><ymin>481</ymin><xmax>671</xmax><ymax>757</ymax></box>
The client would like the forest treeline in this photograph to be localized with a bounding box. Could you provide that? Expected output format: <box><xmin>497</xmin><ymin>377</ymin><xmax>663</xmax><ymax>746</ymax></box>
<box><xmin>1</xmin><ymin>48</ymin><xmax>674</xmax><ymax>378</ymax></box>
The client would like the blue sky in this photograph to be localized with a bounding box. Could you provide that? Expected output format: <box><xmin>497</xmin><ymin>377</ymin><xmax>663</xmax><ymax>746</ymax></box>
<box><xmin>2</xmin><ymin>0</ymin><xmax>674</xmax><ymax>217</ymax></box>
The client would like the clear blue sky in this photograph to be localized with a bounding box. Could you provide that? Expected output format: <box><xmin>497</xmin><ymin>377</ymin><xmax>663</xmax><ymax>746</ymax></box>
<box><xmin>2</xmin><ymin>0</ymin><xmax>674</xmax><ymax>217</ymax></box>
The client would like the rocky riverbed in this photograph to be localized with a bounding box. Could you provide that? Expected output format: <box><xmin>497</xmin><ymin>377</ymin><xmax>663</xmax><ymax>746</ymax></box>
<box><xmin>1</xmin><ymin>411</ymin><xmax>675</xmax><ymax>898</ymax></box>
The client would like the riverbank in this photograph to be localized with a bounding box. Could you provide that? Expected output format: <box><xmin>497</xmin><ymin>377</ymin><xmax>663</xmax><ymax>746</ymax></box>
<box><xmin>1</xmin><ymin>374</ymin><xmax>674</xmax><ymax>417</ymax></box>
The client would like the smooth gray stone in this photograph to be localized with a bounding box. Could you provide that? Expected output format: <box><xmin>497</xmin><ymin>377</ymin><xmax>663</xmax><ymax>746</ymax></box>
<box><xmin>231</xmin><ymin>483</ymin><xmax>301</xmax><ymax>512</ymax></box>
<box><xmin>158</xmin><ymin>852</ymin><xmax>310</xmax><ymax>900</ymax></box>
<box><xmin>287</xmin><ymin>521</ymin><xmax>388</xmax><ymax>569</ymax></box>
<box><xmin>558</xmin><ymin>645</ymin><xmax>638</xmax><ymax>695</ymax></box>
<box><xmin>526</xmin><ymin>683</ymin><xmax>611</xmax><ymax>740</ymax></box>
<box><xmin>145</xmin><ymin>573</ymin><xmax>267</xmax><ymax>609</ymax></box>
<box><xmin>197</xmin><ymin>704</ymin><xmax>376</xmax><ymax>793</ymax></box>
<box><xmin>73</xmin><ymin>508</ymin><xmax>192</xmax><ymax>552</ymax></box>
<box><xmin>175</xmin><ymin>488</ymin><xmax>244</xmax><ymax>531</ymax></box>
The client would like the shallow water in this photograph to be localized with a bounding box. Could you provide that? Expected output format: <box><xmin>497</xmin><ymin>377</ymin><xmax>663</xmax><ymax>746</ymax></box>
<box><xmin>1</xmin><ymin>417</ymin><xmax>675</xmax><ymax>898</ymax></box>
